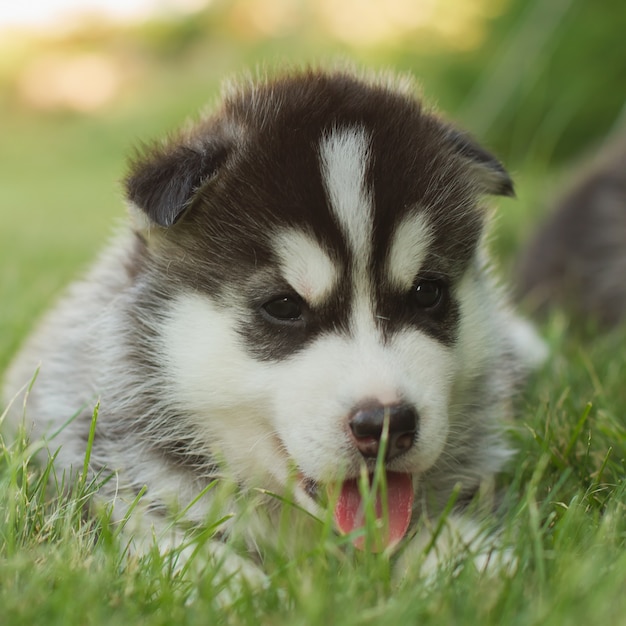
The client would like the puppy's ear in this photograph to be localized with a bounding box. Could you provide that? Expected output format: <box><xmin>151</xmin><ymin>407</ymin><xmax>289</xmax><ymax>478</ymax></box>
<box><xmin>125</xmin><ymin>136</ymin><xmax>229</xmax><ymax>227</ymax></box>
<box><xmin>446</xmin><ymin>128</ymin><xmax>514</xmax><ymax>197</ymax></box>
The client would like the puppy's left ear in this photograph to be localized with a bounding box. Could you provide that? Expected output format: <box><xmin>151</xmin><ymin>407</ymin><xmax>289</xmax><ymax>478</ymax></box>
<box><xmin>446</xmin><ymin>128</ymin><xmax>515</xmax><ymax>197</ymax></box>
<box><xmin>125</xmin><ymin>135</ymin><xmax>230</xmax><ymax>228</ymax></box>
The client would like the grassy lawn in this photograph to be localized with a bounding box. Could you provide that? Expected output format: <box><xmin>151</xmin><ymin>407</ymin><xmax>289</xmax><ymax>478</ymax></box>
<box><xmin>3</xmin><ymin>322</ymin><xmax>626</xmax><ymax>625</ymax></box>
<box><xmin>2</xmin><ymin>7</ymin><xmax>626</xmax><ymax>624</ymax></box>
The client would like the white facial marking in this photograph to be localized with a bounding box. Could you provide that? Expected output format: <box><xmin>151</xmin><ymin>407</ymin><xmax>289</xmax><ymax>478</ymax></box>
<box><xmin>271</xmin><ymin>326</ymin><xmax>455</xmax><ymax>482</ymax></box>
<box><xmin>387</xmin><ymin>211</ymin><xmax>434</xmax><ymax>290</ymax></box>
<box><xmin>320</xmin><ymin>126</ymin><xmax>377</xmax><ymax>338</ymax></box>
<box><xmin>158</xmin><ymin>288</ymin><xmax>457</xmax><ymax>494</ymax></box>
<box><xmin>319</xmin><ymin>126</ymin><xmax>373</xmax><ymax>259</ymax></box>
<box><xmin>158</xmin><ymin>293</ymin><xmax>288</xmax><ymax>489</ymax></box>
<box><xmin>273</xmin><ymin>229</ymin><xmax>340</xmax><ymax>306</ymax></box>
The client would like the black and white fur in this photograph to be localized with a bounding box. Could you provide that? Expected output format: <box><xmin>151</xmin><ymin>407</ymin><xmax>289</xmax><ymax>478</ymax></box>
<box><xmin>2</xmin><ymin>68</ymin><xmax>543</xmax><ymax>582</ymax></box>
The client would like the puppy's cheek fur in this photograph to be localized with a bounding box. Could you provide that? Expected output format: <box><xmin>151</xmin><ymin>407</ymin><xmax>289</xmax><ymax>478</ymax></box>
<box><xmin>268</xmin><ymin>330</ymin><xmax>454</xmax><ymax>481</ymax></box>
<box><xmin>158</xmin><ymin>293</ymin><xmax>291</xmax><ymax>488</ymax></box>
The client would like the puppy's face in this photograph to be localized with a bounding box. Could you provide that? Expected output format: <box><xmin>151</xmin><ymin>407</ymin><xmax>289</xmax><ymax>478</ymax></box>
<box><xmin>126</xmin><ymin>70</ymin><xmax>513</xmax><ymax>532</ymax></box>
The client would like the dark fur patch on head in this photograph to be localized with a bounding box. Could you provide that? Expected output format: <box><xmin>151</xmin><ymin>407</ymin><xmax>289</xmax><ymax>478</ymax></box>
<box><xmin>125</xmin><ymin>130</ymin><xmax>231</xmax><ymax>227</ymax></box>
<box><xmin>377</xmin><ymin>278</ymin><xmax>461</xmax><ymax>346</ymax></box>
<box><xmin>444</xmin><ymin>128</ymin><xmax>514</xmax><ymax>198</ymax></box>
<box><xmin>126</xmin><ymin>68</ymin><xmax>512</xmax><ymax>357</ymax></box>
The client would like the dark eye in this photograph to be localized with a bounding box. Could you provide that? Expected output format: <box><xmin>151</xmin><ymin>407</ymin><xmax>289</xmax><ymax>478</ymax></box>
<box><xmin>411</xmin><ymin>279</ymin><xmax>446</xmax><ymax>309</ymax></box>
<box><xmin>262</xmin><ymin>296</ymin><xmax>303</xmax><ymax>322</ymax></box>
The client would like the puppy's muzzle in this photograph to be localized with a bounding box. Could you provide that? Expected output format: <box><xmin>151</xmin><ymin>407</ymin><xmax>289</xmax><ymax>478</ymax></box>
<box><xmin>349</xmin><ymin>403</ymin><xmax>418</xmax><ymax>461</ymax></box>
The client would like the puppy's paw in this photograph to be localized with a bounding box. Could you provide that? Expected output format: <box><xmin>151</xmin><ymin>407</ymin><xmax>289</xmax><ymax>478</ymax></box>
<box><xmin>203</xmin><ymin>540</ymin><xmax>270</xmax><ymax>599</ymax></box>
<box><xmin>166</xmin><ymin>534</ymin><xmax>270</xmax><ymax>605</ymax></box>
<box><xmin>122</xmin><ymin>520</ymin><xmax>269</xmax><ymax>606</ymax></box>
<box><xmin>394</xmin><ymin>514</ymin><xmax>517</xmax><ymax>585</ymax></box>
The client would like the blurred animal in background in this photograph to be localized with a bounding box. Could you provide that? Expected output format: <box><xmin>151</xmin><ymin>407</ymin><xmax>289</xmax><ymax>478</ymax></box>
<box><xmin>517</xmin><ymin>129</ymin><xmax>626</xmax><ymax>329</ymax></box>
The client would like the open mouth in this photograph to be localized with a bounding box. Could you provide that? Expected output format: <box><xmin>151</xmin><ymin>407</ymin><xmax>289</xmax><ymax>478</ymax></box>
<box><xmin>299</xmin><ymin>471</ymin><xmax>414</xmax><ymax>552</ymax></box>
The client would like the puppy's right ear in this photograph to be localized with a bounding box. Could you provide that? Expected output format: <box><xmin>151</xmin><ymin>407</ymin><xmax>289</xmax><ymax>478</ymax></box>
<box><xmin>125</xmin><ymin>136</ymin><xmax>229</xmax><ymax>228</ymax></box>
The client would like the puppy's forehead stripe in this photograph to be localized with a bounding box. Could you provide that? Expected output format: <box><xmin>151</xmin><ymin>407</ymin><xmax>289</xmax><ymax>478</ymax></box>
<box><xmin>273</xmin><ymin>229</ymin><xmax>340</xmax><ymax>306</ymax></box>
<box><xmin>318</xmin><ymin>126</ymin><xmax>373</xmax><ymax>259</ymax></box>
<box><xmin>387</xmin><ymin>211</ymin><xmax>434</xmax><ymax>290</ymax></box>
<box><xmin>319</xmin><ymin>126</ymin><xmax>379</xmax><ymax>339</ymax></box>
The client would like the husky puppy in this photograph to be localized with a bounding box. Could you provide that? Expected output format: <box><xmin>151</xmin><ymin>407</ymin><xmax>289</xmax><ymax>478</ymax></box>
<box><xmin>3</xmin><ymin>68</ymin><xmax>542</xmax><ymax>579</ymax></box>
<box><xmin>517</xmin><ymin>131</ymin><xmax>626</xmax><ymax>328</ymax></box>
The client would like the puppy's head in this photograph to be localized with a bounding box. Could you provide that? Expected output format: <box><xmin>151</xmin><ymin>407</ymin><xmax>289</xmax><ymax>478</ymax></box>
<box><xmin>125</xmin><ymin>68</ymin><xmax>514</xmax><ymax>547</ymax></box>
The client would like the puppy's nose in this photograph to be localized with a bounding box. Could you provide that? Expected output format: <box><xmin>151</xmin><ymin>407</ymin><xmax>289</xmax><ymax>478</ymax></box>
<box><xmin>349</xmin><ymin>403</ymin><xmax>418</xmax><ymax>461</ymax></box>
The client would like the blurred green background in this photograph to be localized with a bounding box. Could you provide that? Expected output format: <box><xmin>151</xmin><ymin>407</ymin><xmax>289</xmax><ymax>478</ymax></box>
<box><xmin>1</xmin><ymin>0</ymin><xmax>625</xmax><ymax>372</ymax></box>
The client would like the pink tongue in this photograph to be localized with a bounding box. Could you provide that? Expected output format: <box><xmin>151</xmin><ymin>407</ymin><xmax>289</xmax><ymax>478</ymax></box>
<box><xmin>333</xmin><ymin>472</ymin><xmax>413</xmax><ymax>552</ymax></box>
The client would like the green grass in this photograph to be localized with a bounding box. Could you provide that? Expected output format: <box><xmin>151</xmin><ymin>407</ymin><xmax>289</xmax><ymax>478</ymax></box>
<box><xmin>3</xmin><ymin>326</ymin><xmax>626</xmax><ymax>625</ymax></box>
<box><xmin>3</xmin><ymin>19</ymin><xmax>626</xmax><ymax>623</ymax></box>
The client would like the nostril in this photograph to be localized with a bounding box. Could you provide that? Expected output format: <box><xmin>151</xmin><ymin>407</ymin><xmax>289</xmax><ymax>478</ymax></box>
<box><xmin>389</xmin><ymin>405</ymin><xmax>418</xmax><ymax>438</ymax></box>
<box><xmin>349</xmin><ymin>403</ymin><xmax>419</xmax><ymax>460</ymax></box>
<box><xmin>349</xmin><ymin>406</ymin><xmax>386</xmax><ymax>439</ymax></box>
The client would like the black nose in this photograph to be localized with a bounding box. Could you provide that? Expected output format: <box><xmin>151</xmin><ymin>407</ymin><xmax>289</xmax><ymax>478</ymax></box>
<box><xmin>348</xmin><ymin>403</ymin><xmax>418</xmax><ymax>461</ymax></box>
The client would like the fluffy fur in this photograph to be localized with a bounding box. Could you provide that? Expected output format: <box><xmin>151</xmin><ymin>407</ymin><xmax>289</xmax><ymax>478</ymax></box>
<box><xmin>3</xmin><ymin>67</ymin><xmax>543</xmax><ymax>582</ymax></box>
<box><xmin>517</xmin><ymin>130</ymin><xmax>626</xmax><ymax>328</ymax></box>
